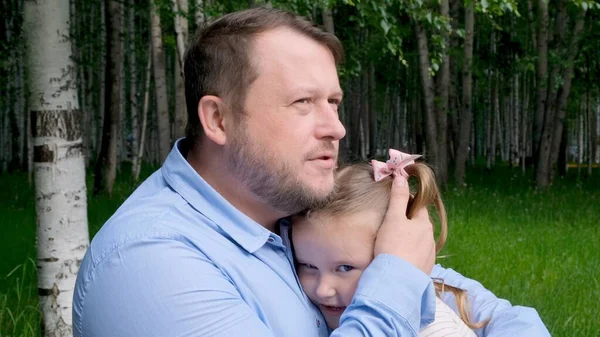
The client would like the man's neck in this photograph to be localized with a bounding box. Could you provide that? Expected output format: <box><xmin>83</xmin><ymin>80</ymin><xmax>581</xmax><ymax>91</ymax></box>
<box><xmin>186</xmin><ymin>145</ymin><xmax>284</xmax><ymax>233</ymax></box>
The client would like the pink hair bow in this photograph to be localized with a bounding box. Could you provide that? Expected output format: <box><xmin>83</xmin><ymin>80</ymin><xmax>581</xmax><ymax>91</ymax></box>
<box><xmin>371</xmin><ymin>149</ymin><xmax>421</xmax><ymax>181</ymax></box>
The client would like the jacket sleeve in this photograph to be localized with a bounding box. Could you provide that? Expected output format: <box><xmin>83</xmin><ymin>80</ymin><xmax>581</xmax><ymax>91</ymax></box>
<box><xmin>431</xmin><ymin>264</ymin><xmax>551</xmax><ymax>337</ymax></box>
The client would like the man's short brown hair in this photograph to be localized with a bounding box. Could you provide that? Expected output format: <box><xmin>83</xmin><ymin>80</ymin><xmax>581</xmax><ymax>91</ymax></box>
<box><xmin>183</xmin><ymin>7</ymin><xmax>344</xmax><ymax>143</ymax></box>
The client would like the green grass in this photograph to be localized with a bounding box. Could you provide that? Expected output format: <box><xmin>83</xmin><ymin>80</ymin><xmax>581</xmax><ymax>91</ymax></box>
<box><xmin>0</xmin><ymin>164</ymin><xmax>156</xmax><ymax>337</ymax></box>
<box><xmin>439</xmin><ymin>167</ymin><xmax>600</xmax><ymax>336</ymax></box>
<box><xmin>0</xmin><ymin>166</ymin><xmax>599</xmax><ymax>336</ymax></box>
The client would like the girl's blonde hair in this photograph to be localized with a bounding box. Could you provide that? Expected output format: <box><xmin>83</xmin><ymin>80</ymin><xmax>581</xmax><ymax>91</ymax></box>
<box><xmin>304</xmin><ymin>162</ymin><xmax>488</xmax><ymax>330</ymax></box>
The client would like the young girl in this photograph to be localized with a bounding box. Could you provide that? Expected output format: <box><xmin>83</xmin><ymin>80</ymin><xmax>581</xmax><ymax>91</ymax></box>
<box><xmin>292</xmin><ymin>149</ymin><xmax>487</xmax><ymax>336</ymax></box>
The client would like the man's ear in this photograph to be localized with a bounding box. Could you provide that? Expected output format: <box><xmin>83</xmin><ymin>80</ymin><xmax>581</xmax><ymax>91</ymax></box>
<box><xmin>198</xmin><ymin>95</ymin><xmax>228</xmax><ymax>145</ymax></box>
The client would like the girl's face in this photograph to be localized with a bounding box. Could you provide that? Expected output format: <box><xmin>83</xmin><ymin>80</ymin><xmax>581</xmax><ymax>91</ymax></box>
<box><xmin>292</xmin><ymin>211</ymin><xmax>379</xmax><ymax>329</ymax></box>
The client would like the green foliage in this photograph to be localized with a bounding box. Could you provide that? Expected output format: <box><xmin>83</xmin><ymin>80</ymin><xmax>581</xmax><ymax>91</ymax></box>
<box><xmin>572</xmin><ymin>0</ymin><xmax>600</xmax><ymax>11</ymax></box>
<box><xmin>477</xmin><ymin>0</ymin><xmax>520</xmax><ymax>17</ymax></box>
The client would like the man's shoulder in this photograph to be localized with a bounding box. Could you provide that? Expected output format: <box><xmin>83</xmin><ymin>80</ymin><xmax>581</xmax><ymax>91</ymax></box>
<box><xmin>83</xmin><ymin>175</ymin><xmax>218</xmax><ymax>270</ymax></box>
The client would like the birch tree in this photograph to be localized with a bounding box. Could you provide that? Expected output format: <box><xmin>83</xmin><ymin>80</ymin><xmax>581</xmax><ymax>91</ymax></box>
<box><xmin>133</xmin><ymin>47</ymin><xmax>153</xmax><ymax>182</ymax></box>
<box><xmin>174</xmin><ymin>0</ymin><xmax>189</xmax><ymax>139</ymax></box>
<box><xmin>435</xmin><ymin>0</ymin><xmax>450</xmax><ymax>185</ymax></box>
<box><xmin>547</xmin><ymin>9</ymin><xmax>587</xmax><ymax>181</ymax></box>
<box><xmin>414</xmin><ymin>21</ymin><xmax>439</xmax><ymax>174</ymax></box>
<box><xmin>536</xmin><ymin>4</ymin><xmax>587</xmax><ymax>187</ymax></box>
<box><xmin>533</xmin><ymin>0</ymin><xmax>548</xmax><ymax>163</ymax></box>
<box><xmin>194</xmin><ymin>0</ymin><xmax>204</xmax><ymax>27</ymax></box>
<box><xmin>322</xmin><ymin>7</ymin><xmax>335</xmax><ymax>35</ymax></box>
<box><xmin>94</xmin><ymin>0</ymin><xmax>122</xmax><ymax>195</ymax></box>
<box><xmin>454</xmin><ymin>0</ymin><xmax>475</xmax><ymax>186</ymax></box>
<box><xmin>24</xmin><ymin>0</ymin><xmax>90</xmax><ymax>335</ymax></box>
<box><xmin>129</xmin><ymin>0</ymin><xmax>139</xmax><ymax>177</ymax></box>
<box><xmin>151</xmin><ymin>0</ymin><xmax>172</xmax><ymax>163</ymax></box>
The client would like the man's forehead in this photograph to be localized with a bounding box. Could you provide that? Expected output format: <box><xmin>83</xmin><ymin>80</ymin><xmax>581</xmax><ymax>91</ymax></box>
<box><xmin>252</xmin><ymin>27</ymin><xmax>336</xmax><ymax>66</ymax></box>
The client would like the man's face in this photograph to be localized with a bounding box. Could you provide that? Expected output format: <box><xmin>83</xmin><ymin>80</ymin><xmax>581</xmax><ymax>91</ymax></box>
<box><xmin>225</xmin><ymin>27</ymin><xmax>346</xmax><ymax>215</ymax></box>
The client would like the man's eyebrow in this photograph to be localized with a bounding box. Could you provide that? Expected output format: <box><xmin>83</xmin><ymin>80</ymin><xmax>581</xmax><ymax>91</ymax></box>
<box><xmin>288</xmin><ymin>87</ymin><xmax>344</xmax><ymax>98</ymax></box>
<box><xmin>331</xmin><ymin>90</ymin><xmax>344</xmax><ymax>100</ymax></box>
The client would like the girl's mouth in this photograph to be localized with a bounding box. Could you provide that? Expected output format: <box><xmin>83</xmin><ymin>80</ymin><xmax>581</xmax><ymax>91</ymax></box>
<box><xmin>320</xmin><ymin>304</ymin><xmax>346</xmax><ymax>313</ymax></box>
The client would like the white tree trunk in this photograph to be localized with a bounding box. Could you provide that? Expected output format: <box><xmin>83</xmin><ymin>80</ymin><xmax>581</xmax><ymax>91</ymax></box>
<box><xmin>129</xmin><ymin>0</ymin><xmax>138</xmax><ymax>170</ymax></box>
<box><xmin>194</xmin><ymin>0</ymin><xmax>204</xmax><ymax>27</ymax></box>
<box><xmin>23</xmin><ymin>0</ymin><xmax>90</xmax><ymax>335</ymax></box>
<box><xmin>173</xmin><ymin>0</ymin><xmax>189</xmax><ymax>67</ymax></box>
<box><xmin>133</xmin><ymin>46</ymin><xmax>152</xmax><ymax>181</ymax></box>
<box><xmin>151</xmin><ymin>0</ymin><xmax>172</xmax><ymax>163</ymax></box>
<box><xmin>521</xmin><ymin>75</ymin><xmax>529</xmax><ymax>174</ymax></box>
<box><xmin>174</xmin><ymin>55</ymin><xmax>186</xmax><ymax>140</ymax></box>
<box><xmin>97</xmin><ymin>0</ymin><xmax>106</xmax><ymax>162</ymax></box>
<box><xmin>173</xmin><ymin>0</ymin><xmax>189</xmax><ymax>140</ymax></box>
<box><xmin>398</xmin><ymin>91</ymin><xmax>406</xmax><ymax>149</ymax></box>
<box><xmin>118</xmin><ymin>2</ymin><xmax>126</xmax><ymax>166</ymax></box>
<box><xmin>321</xmin><ymin>8</ymin><xmax>335</xmax><ymax>35</ymax></box>
<box><xmin>511</xmin><ymin>73</ymin><xmax>520</xmax><ymax>166</ymax></box>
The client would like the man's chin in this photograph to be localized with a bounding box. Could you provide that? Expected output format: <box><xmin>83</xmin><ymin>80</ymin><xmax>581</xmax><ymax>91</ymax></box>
<box><xmin>309</xmin><ymin>182</ymin><xmax>336</xmax><ymax>202</ymax></box>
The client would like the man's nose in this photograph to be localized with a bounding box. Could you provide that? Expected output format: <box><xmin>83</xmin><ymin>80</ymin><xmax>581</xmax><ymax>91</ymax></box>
<box><xmin>315</xmin><ymin>102</ymin><xmax>346</xmax><ymax>141</ymax></box>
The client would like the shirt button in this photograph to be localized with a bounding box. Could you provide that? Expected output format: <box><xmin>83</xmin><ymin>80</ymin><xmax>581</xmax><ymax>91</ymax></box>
<box><xmin>267</xmin><ymin>237</ymin><xmax>275</xmax><ymax>243</ymax></box>
<box><xmin>316</xmin><ymin>319</ymin><xmax>321</xmax><ymax>327</ymax></box>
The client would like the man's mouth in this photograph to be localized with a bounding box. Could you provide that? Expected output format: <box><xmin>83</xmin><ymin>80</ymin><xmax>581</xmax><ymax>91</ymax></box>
<box><xmin>309</xmin><ymin>154</ymin><xmax>336</xmax><ymax>169</ymax></box>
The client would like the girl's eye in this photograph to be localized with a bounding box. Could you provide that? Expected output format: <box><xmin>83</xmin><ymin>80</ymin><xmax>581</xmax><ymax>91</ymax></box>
<box><xmin>300</xmin><ymin>263</ymin><xmax>317</xmax><ymax>269</ymax></box>
<box><xmin>337</xmin><ymin>265</ymin><xmax>354</xmax><ymax>272</ymax></box>
<box><xmin>328</xmin><ymin>98</ymin><xmax>340</xmax><ymax>106</ymax></box>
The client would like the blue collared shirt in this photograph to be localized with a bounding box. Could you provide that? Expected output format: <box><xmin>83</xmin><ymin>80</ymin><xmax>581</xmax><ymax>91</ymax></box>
<box><xmin>72</xmin><ymin>140</ymin><xmax>550</xmax><ymax>337</ymax></box>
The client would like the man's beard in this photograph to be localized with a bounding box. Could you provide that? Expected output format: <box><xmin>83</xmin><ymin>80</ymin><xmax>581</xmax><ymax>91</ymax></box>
<box><xmin>227</xmin><ymin>120</ymin><xmax>336</xmax><ymax>215</ymax></box>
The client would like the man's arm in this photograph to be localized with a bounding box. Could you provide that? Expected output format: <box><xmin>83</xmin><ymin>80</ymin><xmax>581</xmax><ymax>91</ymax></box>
<box><xmin>74</xmin><ymin>237</ymin><xmax>435</xmax><ymax>337</ymax></box>
<box><xmin>431</xmin><ymin>265</ymin><xmax>550</xmax><ymax>337</ymax></box>
<box><xmin>334</xmin><ymin>255</ymin><xmax>437</xmax><ymax>337</ymax></box>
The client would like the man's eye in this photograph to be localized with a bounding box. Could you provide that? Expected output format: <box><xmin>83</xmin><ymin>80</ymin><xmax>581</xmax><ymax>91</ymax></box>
<box><xmin>295</xmin><ymin>98</ymin><xmax>311</xmax><ymax>104</ymax></box>
<box><xmin>328</xmin><ymin>99</ymin><xmax>340</xmax><ymax>106</ymax></box>
<box><xmin>337</xmin><ymin>265</ymin><xmax>354</xmax><ymax>272</ymax></box>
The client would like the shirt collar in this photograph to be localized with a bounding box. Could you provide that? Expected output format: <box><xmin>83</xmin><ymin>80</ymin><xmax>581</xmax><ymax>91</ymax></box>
<box><xmin>161</xmin><ymin>138</ymin><xmax>272</xmax><ymax>253</ymax></box>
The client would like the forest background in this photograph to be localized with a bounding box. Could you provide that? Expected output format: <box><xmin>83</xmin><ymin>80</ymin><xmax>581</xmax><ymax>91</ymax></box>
<box><xmin>0</xmin><ymin>0</ymin><xmax>599</xmax><ymax>336</ymax></box>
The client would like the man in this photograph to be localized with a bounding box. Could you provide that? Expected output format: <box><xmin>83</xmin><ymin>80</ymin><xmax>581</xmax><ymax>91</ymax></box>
<box><xmin>73</xmin><ymin>7</ymin><xmax>549</xmax><ymax>336</ymax></box>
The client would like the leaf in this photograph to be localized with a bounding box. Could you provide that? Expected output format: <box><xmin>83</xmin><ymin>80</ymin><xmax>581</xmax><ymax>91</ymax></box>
<box><xmin>481</xmin><ymin>0</ymin><xmax>489</xmax><ymax>12</ymax></box>
<box><xmin>380</xmin><ymin>19</ymin><xmax>391</xmax><ymax>35</ymax></box>
<box><xmin>387</xmin><ymin>40</ymin><xmax>396</xmax><ymax>55</ymax></box>
<box><xmin>582</xmin><ymin>1</ymin><xmax>588</xmax><ymax>10</ymax></box>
